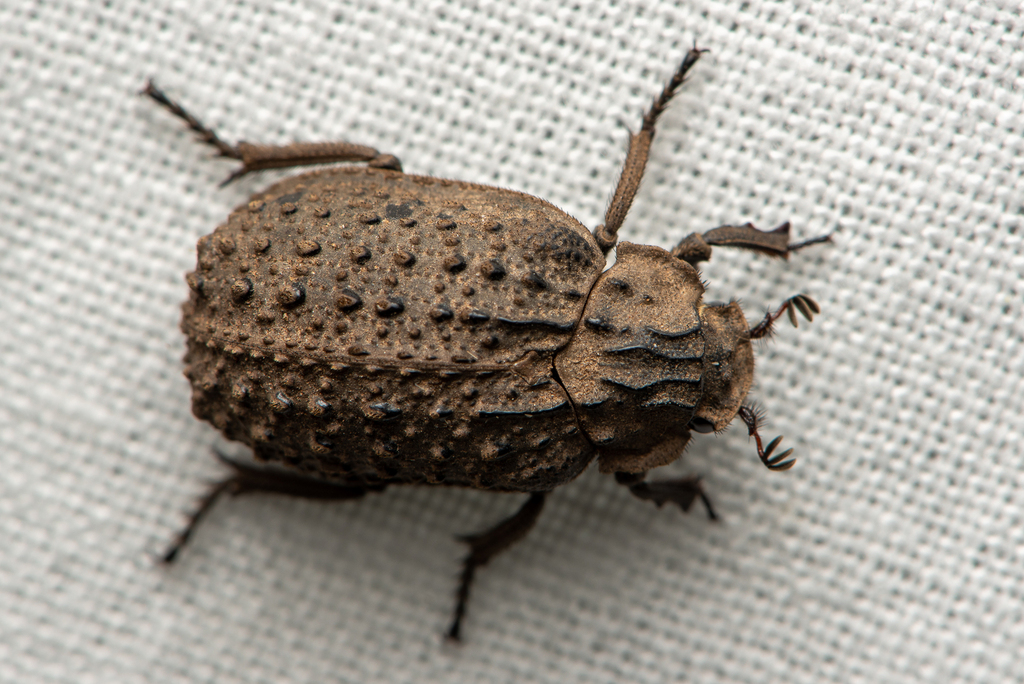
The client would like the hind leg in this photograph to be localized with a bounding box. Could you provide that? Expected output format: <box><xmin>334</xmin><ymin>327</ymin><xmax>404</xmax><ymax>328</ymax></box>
<box><xmin>162</xmin><ymin>451</ymin><xmax>379</xmax><ymax>563</ymax></box>
<box><xmin>142</xmin><ymin>81</ymin><xmax>402</xmax><ymax>186</ymax></box>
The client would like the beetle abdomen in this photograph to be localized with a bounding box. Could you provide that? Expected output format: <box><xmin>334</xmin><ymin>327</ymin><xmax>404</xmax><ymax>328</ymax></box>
<box><xmin>183</xmin><ymin>167</ymin><xmax>603</xmax><ymax>367</ymax></box>
<box><xmin>181</xmin><ymin>168</ymin><xmax>604</xmax><ymax>490</ymax></box>
<box><xmin>184</xmin><ymin>338</ymin><xmax>594</xmax><ymax>490</ymax></box>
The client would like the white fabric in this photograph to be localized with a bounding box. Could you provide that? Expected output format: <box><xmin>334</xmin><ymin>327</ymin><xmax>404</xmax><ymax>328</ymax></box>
<box><xmin>3</xmin><ymin>1</ymin><xmax>1023</xmax><ymax>682</ymax></box>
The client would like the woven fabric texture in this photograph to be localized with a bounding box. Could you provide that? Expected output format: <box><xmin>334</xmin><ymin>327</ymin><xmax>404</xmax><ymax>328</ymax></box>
<box><xmin>3</xmin><ymin>1</ymin><xmax>1023</xmax><ymax>682</ymax></box>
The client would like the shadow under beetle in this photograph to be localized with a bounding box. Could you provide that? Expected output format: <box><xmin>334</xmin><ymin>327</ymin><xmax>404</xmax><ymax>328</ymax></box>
<box><xmin>147</xmin><ymin>46</ymin><xmax>828</xmax><ymax>640</ymax></box>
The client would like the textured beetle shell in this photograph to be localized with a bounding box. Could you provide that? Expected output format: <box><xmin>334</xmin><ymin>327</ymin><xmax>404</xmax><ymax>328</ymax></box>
<box><xmin>182</xmin><ymin>167</ymin><xmax>605</xmax><ymax>491</ymax></box>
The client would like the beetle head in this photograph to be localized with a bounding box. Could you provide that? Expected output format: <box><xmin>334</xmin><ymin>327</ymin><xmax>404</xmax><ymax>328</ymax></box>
<box><xmin>689</xmin><ymin>300</ymin><xmax>755</xmax><ymax>433</ymax></box>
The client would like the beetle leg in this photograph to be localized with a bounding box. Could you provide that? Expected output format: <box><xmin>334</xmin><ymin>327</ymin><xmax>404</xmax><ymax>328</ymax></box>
<box><xmin>671</xmin><ymin>222</ymin><xmax>832</xmax><ymax>267</ymax></box>
<box><xmin>161</xmin><ymin>450</ymin><xmax>376</xmax><ymax>563</ymax></box>
<box><xmin>448</xmin><ymin>493</ymin><xmax>546</xmax><ymax>641</ymax></box>
<box><xmin>747</xmin><ymin>294</ymin><xmax>820</xmax><ymax>340</ymax></box>
<box><xmin>594</xmin><ymin>45</ymin><xmax>707</xmax><ymax>254</ymax></box>
<box><xmin>142</xmin><ymin>80</ymin><xmax>402</xmax><ymax>186</ymax></box>
<box><xmin>614</xmin><ymin>471</ymin><xmax>718</xmax><ymax>520</ymax></box>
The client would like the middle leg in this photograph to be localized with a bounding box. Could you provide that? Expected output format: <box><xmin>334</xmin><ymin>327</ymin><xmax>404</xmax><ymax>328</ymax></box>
<box><xmin>447</xmin><ymin>493</ymin><xmax>546</xmax><ymax>641</ymax></box>
<box><xmin>594</xmin><ymin>46</ymin><xmax>707</xmax><ymax>253</ymax></box>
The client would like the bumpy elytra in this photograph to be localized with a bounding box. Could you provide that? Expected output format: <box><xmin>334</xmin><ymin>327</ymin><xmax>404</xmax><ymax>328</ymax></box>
<box><xmin>147</xmin><ymin>47</ymin><xmax>827</xmax><ymax>640</ymax></box>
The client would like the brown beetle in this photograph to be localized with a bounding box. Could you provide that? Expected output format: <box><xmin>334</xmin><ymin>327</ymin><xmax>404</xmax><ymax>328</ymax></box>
<box><xmin>147</xmin><ymin>47</ymin><xmax>827</xmax><ymax>639</ymax></box>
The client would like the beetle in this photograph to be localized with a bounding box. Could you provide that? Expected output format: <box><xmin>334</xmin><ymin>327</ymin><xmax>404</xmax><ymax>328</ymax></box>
<box><xmin>147</xmin><ymin>46</ymin><xmax>827</xmax><ymax>639</ymax></box>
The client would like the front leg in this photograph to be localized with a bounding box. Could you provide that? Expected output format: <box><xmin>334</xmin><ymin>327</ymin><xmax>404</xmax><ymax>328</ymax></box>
<box><xmin>614</xmin><ymin>471</ymin><xmax>718</xmax><ymax>520</ymax></box>
<box><xmin>671</xmin><ymin>221</ymin><xmax>831</xmax><ymax>267</ymax></box>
